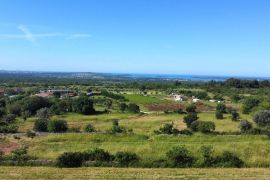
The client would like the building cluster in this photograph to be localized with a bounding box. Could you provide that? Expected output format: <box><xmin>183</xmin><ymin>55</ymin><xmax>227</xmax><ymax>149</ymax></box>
<box><xmin>34</xmin><ymin>90</ymin><xmax>76</xmax><ymax>98</ymax></box>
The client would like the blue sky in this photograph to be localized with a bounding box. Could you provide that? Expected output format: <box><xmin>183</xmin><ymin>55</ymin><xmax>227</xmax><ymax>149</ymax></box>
<box><xmin>0</xmin><ymin>0</ymin><xmax>270</xmax><ymax>77</ymax></box>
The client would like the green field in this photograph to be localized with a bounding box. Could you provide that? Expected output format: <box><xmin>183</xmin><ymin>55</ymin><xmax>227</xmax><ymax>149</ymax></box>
<box><xmin>0</xmin><ymin>167</ymin><xmax>270</xmax><ymax>179</ymax></box>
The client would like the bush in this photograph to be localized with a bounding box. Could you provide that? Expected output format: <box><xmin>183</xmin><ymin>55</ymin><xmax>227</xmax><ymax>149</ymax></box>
<box><xmin>242</xmin><ymin>98</ymin><xmax>260</xmax><ymax>114</ymax></box>
<box><xmin>84</xmin><ymin>124</ymin><xmax>95</xmax><ymax>133</ymax></box>
<box><xmin>127</xmin><ymin>103</ymin><xmax>140</xmax><ymax>113</ymax></box>
<box><xmin>0</xmin><ymin>124</ymin><xmax>18</xmax><ymax>133</ymax></box>
<box><xmin>34</xmin><ymin>119</ymin><xmax>48</xmax><ymax>132</ymax></box>
<box><xmin>231</xmin><ymin>110</ymin><xmax>240</xmax><ymax>121</ymax></box>
<box><xmin>215</xmin><ymin>151</ymin><xmax>244</xmax><ymax>168</ymax></box>
<box><xmin>68</xmin><ymin>127</ymin><xmax>81</xmax><ymax>133</ymax></box>
<box><xmin>115</xmin><ymin>152</ymin><xmax>139</xmax><ymax>167</ymax></box>
<box><xmin>178</xmin><ymin>129</ymin><xmax>193</xmax><ymax>136</ymax></box>
<box><xmin>8</xmin><ymin>103</ymin><xmax>21</xmax><ymax>116</ymax></box>
<box><xmin>10</xmin><ymin>147</ymin><xmax>30</xmax><ymax>163</ymax></box>
<box><xmin>119</xmin><ymin>103</ymin><xmax>128</xmax><ymax>112</ymax></box>
<box><xmin>36</xmin><ymin>107</ymin><xmax>51</xmax><ymax>120</ymax></box>
<box><xmin>111</xmin><ymin>120</ymin><xmax>125</xmax><ymax>134</ymax></box>
<box><xmin>166</xmin><ymin>146</ymin><xmax>196</xmax><ymax>168</ymax></box>
<box><xmin>85</xmin><ymin>148</ymin><xmax>113</xmax><ymax>162</ymax></box>
<box><xmin>215</xmin><ymin>111</ymin><xmax>223</xmax><ymax>119</ymax></box>
<box><xmin>186</xmin><ymin>104</ymin><xmax>197</xmax><ymax>113</ymax></box>
<box><xmin>216</xmin><ymin>103</ymin><xmax>226</xmax><ymax>113</ymax></box>
<box><xmin>155</xmin><ymin>123</ymin><xmax>177</xmax><ymax>135</ymax></box>
<box><xmin>200</xmin><ymin>146</ymin><xmax>215</xmax><ymax>167</ymax></box>
<box><xmin>253</xmin><ymin>110</ymin><xmax>270</xmax><ymax>127</ymax></box>
<box><xmin>183</xmin><ymin>113</ymin><xmax>198</xmax><ymax>128</ymax></box>
<box><xmin>57</xmin><ymin>152</ymin><xmax>85</xmax><ymax>168</ymax></box>
<box><xmin>239</xmin><ymin>120</ymin><xmax>253</xmax><ymax>132</ymax></box>
<box><xmin>4</xmin><ymin>114</ymin><xmax>16</xmax><ymax>123</ymax></box>
<box><xmin>48</xmin><ymin>120</ymin><xmax>68</xmax><ymax>133</ymax></box>
<box><xmin>190</xmin><ymin>121</ymin><xmax>215</xmax><ymax>133</ymax></box>
<box><xmin>72</xmin><ymin>96</ymin><xmax>95</xmax><ymax>115</ymax></box>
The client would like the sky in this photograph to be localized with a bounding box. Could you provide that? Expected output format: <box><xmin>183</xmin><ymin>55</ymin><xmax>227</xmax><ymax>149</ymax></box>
<box><xmin>0</xmin><ymin>0</ymin><xmax>270</xmax><ymax>77</ymax></box>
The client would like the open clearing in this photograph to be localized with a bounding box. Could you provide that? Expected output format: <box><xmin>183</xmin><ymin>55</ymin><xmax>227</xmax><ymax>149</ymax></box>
<box><xmin>0</xmin><ymin>167</ymin><xmax>270</xmax><ymax>179</ymax></box>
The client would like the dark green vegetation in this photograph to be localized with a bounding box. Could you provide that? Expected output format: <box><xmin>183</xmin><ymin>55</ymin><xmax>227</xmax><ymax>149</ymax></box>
<box><xmin>1</xmin><ymin>74</ymin><xmax>270</xmax><ymax>169</ymax></box>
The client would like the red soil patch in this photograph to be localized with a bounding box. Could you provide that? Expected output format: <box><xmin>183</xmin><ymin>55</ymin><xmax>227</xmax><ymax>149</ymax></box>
<box><xmin>0</xmin><ymin>142</ymin><xmax>20</xmax><ymax>155</ymax></box>
<box><xmin>145</xmin><ymin>102</ymin><xmax>215</xmax><ymax>112</ymax></box>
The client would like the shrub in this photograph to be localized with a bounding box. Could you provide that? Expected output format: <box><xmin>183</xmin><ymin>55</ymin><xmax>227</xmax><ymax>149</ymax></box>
<box><xmin>178</xmin><ymin>129</ymin><xmax>193</xmax><ymax>136</ymax></box>
<box><xmin>4</xmin><ymin>114</ymin><xmax>16</xmax><ymax>123</ymax></box>
<box><xmin>231</xmin><ymin>110</ymin><xmax>240</xmax><ymax>121</ymax></box>
<box><xmin>155</xmin><ymin>123</ymin><xmax>177</xmax><ymax>135</ymax></box>
<box><xmin>48</xmin><ymin>120</ymin><xmax>68</xmax><ymax>133</ymax></box>
<box><xmin>242</xmin><ymin>98</ymin><xmax>260</xmax><ymax>114</ymax></box>
<box><xmin>186</xmin><ymin>104</ymin><xmax>197</xmax><ymax>113</ymax></box>
<box><xmin>166</xmin><ymin>146</ymin><xmax>196</xmax><ymax>168</ymax></box>
<box><xmin>215</xmin><ymin>111</ymin><xmax>223</xmax><ymax>119</ymax></box>
<box><xmin>57</xmin><ymin>152</ymin><xmax>85</xmax><ymax>168</ymax></box>
<box><xmin>34</xmin><ymin>119</ymin><xmax>48</xmax><ymax>132</ymax></box>
<box><xmin>8</xmin><ymin>103</ymin><xmax>21</xmax><ymax>116</ymax></box>
<box><xmin>72</xmin><ymin>96</ymin><xmax>95</xmax><ymax>115</ymax></box>
<box><xmin>200</xmin><ymin>146</ymin><xmax>215</xmax><ymax>167</ymax></box>
<box><xmin>127</xmin><ymin>103</ymin><xmax>140</xmax><ymax>113</ymax></box>
<box><xmin>111</xmin><ymin>120</ymin><xmax>125</xmax><ymax>134</ymax></box>
<box><xmin>215</xmin><ymin>151</ymin><xmax>244</xmax><ymax>168</ymax></box>
<box><xmin>239</xmin><ymin>120</ymin><xmax>253</xmax><ymax>132</ymax></box>
<box><xmin>0</xmin><ymin>124</ymin><xmax>18</xmax><ymax>133</ymax></box>
<box><xmin>115</xmin><ymin>152</ymin><xmax>139</xmax><ymax>167</ymax></box>
<box><xmin>85</xmin><ymin>148</ymin><xmax>113</xmax><ymax>162</ymax></box>
<box><xmin>10</xmin><ymin>147</ymin><xmax>30</xmax><ymax>163</ymax></box>
<box><xmin>84</xmin><ymin>124</ymin><xmax>95</xmax><ymax>133</ymax></box>
<box><xmin>253</xmin><ymin>110</ymin><xmax>270</xmax><ymax>127</ymax></box>
<box><xmin>216</xmin><ymin>103</ymin><xmax>226</xmax><ymax>113</ymax></box>
<box><xmin>190</xmin><ymin>121</ymin><xmax>215</xmax><ymax>133</ymax></box>
<box><xmin>183</xmin><ymin>113</ymin><xmax>198</xmax><ymax>128</ymax></box>
<box><xmin>36</xmin><ymin>107</ymin><xmax>51</xmax><ymax>120</ymax></box>
<box><xmin>119</xmin><ymin>103</ymin><xmax>128</xmax><ymax>112</ymax></box>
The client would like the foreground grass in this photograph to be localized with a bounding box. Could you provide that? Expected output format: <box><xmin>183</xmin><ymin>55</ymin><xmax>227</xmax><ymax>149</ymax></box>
<box><xmin>0</xmin><ymin>167</ymin><xmax>270</xmax><ymax>179</ymax></box>
<box><xmin>20</xmin><ymin>133</ymin><xmax>270</xmax><ymax>167</ymax></box>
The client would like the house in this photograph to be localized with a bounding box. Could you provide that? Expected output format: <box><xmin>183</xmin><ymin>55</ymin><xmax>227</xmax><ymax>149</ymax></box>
<box><xmin>209</xmin><ymin>100</ymin><xmax>216</xmax><ymax>103</ymax></box>
<box><xmin>174</xmin><ymin>95</ymin><xmax>183</xmax><ymax>102</ymax></box>
<box><xmin>192</xmin><ymin>97</ymin><xmax>200</xmax><ymax>103</ymax></box>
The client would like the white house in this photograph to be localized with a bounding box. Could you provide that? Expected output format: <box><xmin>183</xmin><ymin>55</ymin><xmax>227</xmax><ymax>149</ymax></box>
<box><xmin>171</xmin><ymin>94</ymin><xmax>183</xmax><ymax>102</ymax></box>
<box><xmin>192</xmin><ymin>98</ymin><xmax>200</xmax><ymax>103</ymax></box>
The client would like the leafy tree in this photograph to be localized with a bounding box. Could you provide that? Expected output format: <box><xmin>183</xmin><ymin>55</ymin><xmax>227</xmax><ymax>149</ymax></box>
<box><xmin>22</xmin><ymin>96</ymin><xmax>50</xmax><ymax>115</ymax></box>
<box><xmin>72</xmin><ymin>96</ymin><xmax>95</xmax><ymax>115</ymax></box>
<box><xmin>183</xmin><ymin>113</ymin><xmax>198</xmax><ymax>128</ymax></box>
<box><xmin>119</xmin><ymin>103</ymin><xmax>128</xmax><ymax>112</ymax></box>
<box><xmin>253</xmin><ymin>110</ymin><xmax>270</xmax><ymax>127</ymax></box>
<box><xmin>186</xmin><ymin>104</ymin><xmax>197</xmax><ymax>113</ymax></box>
<box><xmin>34</xmin><ymin>119</ymin><xmax>48</xmax><ymax>132</ymax></box>
<box><xmin>166</xmin><ymin>146</ymin><xmax>196</xmax><ymax>168</ymax></box>
<box><xmin>242</xmin><ymin>98</ymin><xmax>260</xmax><ymax>114</ymax></box>
<box><xmin>190</xmin><ymin>121</ymin><xmax>215</xmax><ymax>133</ymax></box>
<box><xmin>111</xmin><ymin>120</ymin><xmax>125</xmax><ymax>133</ymax></box>
<box><xmin>215</xmin><ymin>111</ymin><xmax>223</xmax><ymax>119</ymax></box>
<box><xmin>4</xmin><ymin>114</ymin><xmax>16</xmax><ymax>123</ymax></box>
<box><xmin>216</xmin><ymin>103</ymin><xmax>226</xmax><ymax>113</ymax></box>
<box><xmin>48</xmin><ymin>120</ymin><xmax>68</xmax><ymax>133</ymax></box>
<box><xmin>36</xmin><ymin>107</ymin><xmax>51</xmax><ymax>120</ymax></box>
<box><xmin>200</xmin><ymin>146</ymin><xmax>215</xmax><ymax>167</ymax></box>
<box><xmin>7</xmin><ymin>103</ymin><xmax>21</xmax><ymax>116</ymax></box>
<box><xmin>127</xmin><ymin>103</ymin><xmax>140</xmax><ymax>113</ymax></box>
<box><xmin>231</xmin><ymin>110</ymin><xmax>239</xmax><ymax>121</ymax></box>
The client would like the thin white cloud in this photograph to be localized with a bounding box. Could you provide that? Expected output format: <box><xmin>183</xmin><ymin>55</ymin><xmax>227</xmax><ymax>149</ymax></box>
<box><xmin>0</xmin><ymin>25</ymin><xmax>91</xmax><ymax>43</ymax></box>
<box><xmin>66</xmin><ymin>33</ymin><xmax>92</xmax><ymax>40</ymax></box>
<box><xmin>18</xmin><ymin>25</ymin><xmax>36</xmax><ymax>43</ymax></box>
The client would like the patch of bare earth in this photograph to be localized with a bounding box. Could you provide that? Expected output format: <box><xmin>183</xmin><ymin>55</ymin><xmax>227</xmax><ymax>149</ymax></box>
<box><xmin>0</xmin><ymin>142</ymin><xmax>20</xmax><ymax>155</ymax></box>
